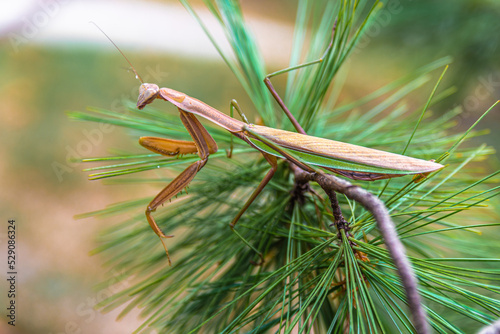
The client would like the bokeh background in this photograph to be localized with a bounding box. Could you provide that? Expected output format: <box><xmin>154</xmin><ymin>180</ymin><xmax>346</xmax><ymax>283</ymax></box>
<box><xmin>0</xmin><ymin>0</ymin><xmax>499</xmax><ymax>333</ymax></box>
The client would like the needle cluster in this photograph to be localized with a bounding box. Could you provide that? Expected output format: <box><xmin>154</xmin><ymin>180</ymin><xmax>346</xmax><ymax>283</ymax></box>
<box><xmin>69</xmin><ymin>0</ymin><xmax>500</xmax><ymax>333</ymax></box>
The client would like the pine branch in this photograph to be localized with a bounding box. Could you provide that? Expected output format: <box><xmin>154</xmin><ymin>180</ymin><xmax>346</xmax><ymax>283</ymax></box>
<box><xmin>292</xmin><ymin>163</ymin><xmax>430</xmax><ymax>334</ymax></box>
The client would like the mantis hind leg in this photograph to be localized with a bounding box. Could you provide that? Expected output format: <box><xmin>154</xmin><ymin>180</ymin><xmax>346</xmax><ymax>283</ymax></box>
<box><xmin>230</xmin><ymin>153</ymin><xmax>278</xmax><ymax>265</ymax></box>
<box><xmin>264</xmin><ymin>23</ymin><xmax>336</xmax><ymax>135</ymax></box>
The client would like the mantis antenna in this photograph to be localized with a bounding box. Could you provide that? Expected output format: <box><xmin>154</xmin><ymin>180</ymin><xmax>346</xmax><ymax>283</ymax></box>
<box><xmin>90</xmin><ymin>21</ymin><xmax>144</xmax><ymax>84</ymax></box>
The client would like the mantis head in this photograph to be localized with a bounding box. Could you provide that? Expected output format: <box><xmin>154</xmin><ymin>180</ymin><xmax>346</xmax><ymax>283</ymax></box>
<box><xmin>137</xmin><ymin>83</ymin><xmax>160</xmax><ymax>110</ymax></box>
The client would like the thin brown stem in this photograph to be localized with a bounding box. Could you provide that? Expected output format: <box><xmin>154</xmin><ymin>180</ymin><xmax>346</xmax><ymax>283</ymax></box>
<box><xmin>290</xmin><ymin>164</ymin><xmax>430</xmax><ymax>334</ymax></box>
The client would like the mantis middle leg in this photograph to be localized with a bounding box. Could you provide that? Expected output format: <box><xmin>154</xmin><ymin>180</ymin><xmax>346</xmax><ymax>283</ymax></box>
<box><xmin>230</xmin><ymin>152</ymin><xmax>278</xmax><ymax>229</ymax></box>
<box><xmin>229</xmin><ymin>152</ymin><xmax>278</xmax><ymax>264</ymax></box>
<box><xmin>227</xmin><ymin>99</ymin><xmax>249</xmax><ymax>158</ymax></box>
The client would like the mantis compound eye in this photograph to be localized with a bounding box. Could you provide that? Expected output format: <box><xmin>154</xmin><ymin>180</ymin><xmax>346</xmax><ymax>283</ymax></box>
<box><xmin>137</xmin><ymin>83</ymin><xmax>160</xmax><ymax>109</ymax></box>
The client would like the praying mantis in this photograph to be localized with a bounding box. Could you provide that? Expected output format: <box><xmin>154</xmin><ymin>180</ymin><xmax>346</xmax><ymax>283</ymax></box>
<box><xmin>136</xmin><ymin>83</ymin><xmax>443</xmax><ymax>264</ymax></box>
<box><xmin>96</xmin><ymin>26</ymin><xmax>444</xmax><ymax>265</ymax></box>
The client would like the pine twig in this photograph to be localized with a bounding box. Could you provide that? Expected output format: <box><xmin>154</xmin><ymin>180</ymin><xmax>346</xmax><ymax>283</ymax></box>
<box><xmin>291</xmin><ymin>164</ymin><xmax>430</xmax><ymax>334</ymax></box>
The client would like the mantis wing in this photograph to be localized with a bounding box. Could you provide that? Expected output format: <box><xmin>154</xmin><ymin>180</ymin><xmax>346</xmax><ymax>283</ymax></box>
<box><xmin>246</xmin><ymin>125</ymin><xmax>444</xmax><ymax>181</ymax></box>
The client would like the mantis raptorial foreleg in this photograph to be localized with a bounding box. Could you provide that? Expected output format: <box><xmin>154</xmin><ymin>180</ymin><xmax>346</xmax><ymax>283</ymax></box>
<box><xmin>140</xmin><ymin>106</ymin><xmax>275</xmax><ymax>264</ymax></box>
<box><xmin>139</xmin><ymin>137</ymin><xmax>198</xmax><ymax>155</ymax></box>
<box><xmin>180</xmin><ymin>109</ymin><xmax>218</xmax><ymax>155</ymax></box>
<box><xmin>140</xmin><ymin>108</ymin><xmax>217</xmax><ymax>265</ymax></box>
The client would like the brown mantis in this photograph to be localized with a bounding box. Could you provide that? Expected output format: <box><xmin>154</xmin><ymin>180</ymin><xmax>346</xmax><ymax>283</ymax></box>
<box><xmin>95</xmin><ymin>25</ymin><xmax>444</xmax><ymax>265</ymax></box>
<box><xmin>136</xmin><ymin>83</ymin><xmax>444</xmax><ymax>264</ymax></box>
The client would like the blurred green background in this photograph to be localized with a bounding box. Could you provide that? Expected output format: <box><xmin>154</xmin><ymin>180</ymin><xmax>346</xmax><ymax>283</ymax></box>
<box><xmin>0</xmin><ymin>0</ymin><xmax>498</xmax><ymax>333</ymax></box>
